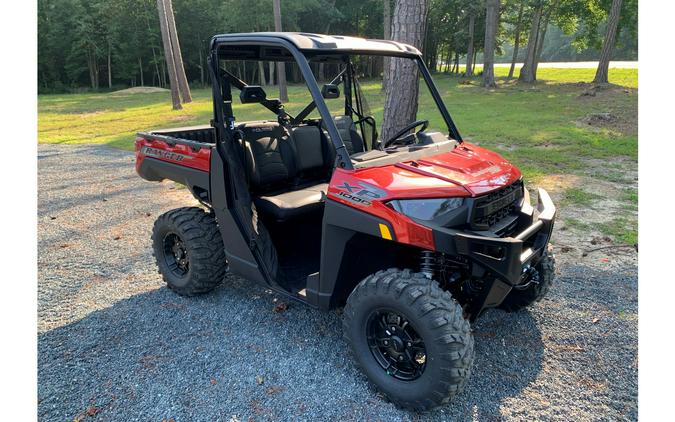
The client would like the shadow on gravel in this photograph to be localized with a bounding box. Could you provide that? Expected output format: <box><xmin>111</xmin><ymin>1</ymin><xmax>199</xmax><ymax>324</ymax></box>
<box><xmin>38</xmin><ymin>273</ymin><xmax>545</xmax><ymax>421</ymax></box>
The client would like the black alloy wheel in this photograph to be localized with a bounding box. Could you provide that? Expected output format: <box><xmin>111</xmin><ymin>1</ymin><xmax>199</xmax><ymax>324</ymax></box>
<box><xmin>163</xmin><ymin>232</ymin><xmax>189</xmax><ymax>277</ymax></box>
<box><xmin>366</xmin><ymin>309</ymin><xmax>427</xmax><ymax>381</ymax></box>
<box><xmin>152</xmin><ymin>207</ymin><xmax>228</xmax><ymax>296</ymax></box>
<box><xmin>343</xmin><ymin>268</ymin><xmax>474</xmax><ymax>411</ymax></box>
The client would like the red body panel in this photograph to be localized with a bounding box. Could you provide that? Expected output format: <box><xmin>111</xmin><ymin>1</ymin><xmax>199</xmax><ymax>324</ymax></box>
<box><xmin>135</xmin><ymin>136</ymin><xmax>212</xmax><ymax>173</ymax></box>
<box><xmin>136</xmin><ymin>133</ymin><xmax>521</xmax><ymax>252</ymax></box>
<box><xmin>327</xmin><ymin>142</ymin><xmax>521</xmax><ymax>251</ymax></box>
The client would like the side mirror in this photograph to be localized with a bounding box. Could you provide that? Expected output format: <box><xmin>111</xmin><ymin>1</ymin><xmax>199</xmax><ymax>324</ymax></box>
<box><xmin>321</xmin><ymin>84</ymin><xmax>340</xmax><ymax>99</ymax></box>
<box><xmin>240</xmin><ymin>86</ymin><xmax>267</xmax><ymax>103</ymax></box>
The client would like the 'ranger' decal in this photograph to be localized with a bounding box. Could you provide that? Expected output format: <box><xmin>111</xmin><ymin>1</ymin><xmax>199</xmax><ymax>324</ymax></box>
<box><xmin>141</xmin><ymin>146</ymin><xmax>193</xmax><ymax>162</ymax></box>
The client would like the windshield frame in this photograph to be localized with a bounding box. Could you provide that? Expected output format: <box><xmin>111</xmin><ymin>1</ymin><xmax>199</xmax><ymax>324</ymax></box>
<box><xmin>209</xmin><ymin>36</ymin><xmax>463</xmax><ymax>171</ymax></box>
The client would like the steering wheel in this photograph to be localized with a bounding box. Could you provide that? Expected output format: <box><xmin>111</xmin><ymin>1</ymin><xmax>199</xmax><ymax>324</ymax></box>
<box><xmin>384</xmin><ymin>120</ymin><xmax>429</xmax><ymax>148</ymax></box>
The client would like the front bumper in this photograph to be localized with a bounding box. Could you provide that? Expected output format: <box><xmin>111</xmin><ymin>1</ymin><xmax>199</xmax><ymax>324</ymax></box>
<box><xmin>432</xmin><ymin>188</ymin><xmax>556</xmax><ymax>286</ymax></box>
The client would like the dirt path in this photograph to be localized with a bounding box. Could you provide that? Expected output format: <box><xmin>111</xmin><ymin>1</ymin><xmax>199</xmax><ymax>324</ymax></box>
<box><xmin>38</xmin><ymin>144</ymin><xmax>637</xmax><ymax>421</ymax></box>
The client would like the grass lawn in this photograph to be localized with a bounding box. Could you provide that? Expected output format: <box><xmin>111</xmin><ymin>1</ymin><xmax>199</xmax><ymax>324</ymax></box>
<box><xmin>38</xmin><ymin>67</ymin><xmax>638</xmax><ymax>247</ymax></box>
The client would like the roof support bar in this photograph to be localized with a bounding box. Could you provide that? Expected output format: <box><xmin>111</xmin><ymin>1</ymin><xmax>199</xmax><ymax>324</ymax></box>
<box><xmin>212</xmin><ymin>38</ymin><xmax>354</xmax><ymax>170</ymax></box>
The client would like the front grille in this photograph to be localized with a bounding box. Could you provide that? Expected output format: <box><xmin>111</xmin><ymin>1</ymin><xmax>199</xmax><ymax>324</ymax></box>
<box><xmin>471</xmin><ymin>180</ymin><xmax>523</xmax><ymax>231</ymax></box>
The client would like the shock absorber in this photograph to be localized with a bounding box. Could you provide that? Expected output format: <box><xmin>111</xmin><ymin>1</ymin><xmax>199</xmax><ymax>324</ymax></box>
<box><xmin>420</xmin><ymin>250</ymin><xmax>436</xmax><ymax>279</ymax></box>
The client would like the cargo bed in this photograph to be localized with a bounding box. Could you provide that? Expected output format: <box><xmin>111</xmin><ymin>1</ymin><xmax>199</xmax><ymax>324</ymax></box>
<box><xmin>135</xmin><ymin>125</ymin><xmax>215</xmax><ymax>204</ymax></box>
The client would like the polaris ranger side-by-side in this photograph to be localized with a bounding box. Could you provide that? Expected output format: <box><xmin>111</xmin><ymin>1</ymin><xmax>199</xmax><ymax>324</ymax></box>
<box><xmin>135</xmin><ymin>33</ymin><xmax>556</xmax><ymax>410</ymax></box>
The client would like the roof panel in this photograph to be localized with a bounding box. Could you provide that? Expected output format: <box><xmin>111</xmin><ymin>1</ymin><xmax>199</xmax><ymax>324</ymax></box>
<box><xmin>211</xmin><ymin>32</ymin><xmax>421</xmax><ymax>56</ymax></box>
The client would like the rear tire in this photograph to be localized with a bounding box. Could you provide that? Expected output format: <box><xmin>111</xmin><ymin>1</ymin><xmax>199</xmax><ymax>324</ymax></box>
<box><xmin>343</xmin><ymin>268</ymin><xmax>474</xmax><ymax>411</ymax></box>
<box><xmin>499</xmin><ymin>246</ymin><xmax>555</xmax><ymax>312</ymax></box>
<box><xmin>152</xmin><ymin>207</ymin><xmax>227</xmax><ymax>296</ymax></box>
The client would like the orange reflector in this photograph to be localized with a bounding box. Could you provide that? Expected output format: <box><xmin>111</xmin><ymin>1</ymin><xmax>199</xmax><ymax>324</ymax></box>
<box><xmin>379</xmin><ymin>224</ymin><xmax>392</xmax><ymax>240</ymax></box>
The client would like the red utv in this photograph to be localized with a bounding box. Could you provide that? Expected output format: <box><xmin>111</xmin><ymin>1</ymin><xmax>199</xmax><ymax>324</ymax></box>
<box><xmin>135</xmin><ymin>33</ymin><xmax>556</xmax><ymax>410</ymax></box>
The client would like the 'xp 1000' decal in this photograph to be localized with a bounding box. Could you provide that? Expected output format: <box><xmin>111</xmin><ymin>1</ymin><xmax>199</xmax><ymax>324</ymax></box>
<box><xmin>141</xmin><ymin>146</ymin><xmax>193</xmax><ymax>162</ymax></box>
<box><xmin>331</xmin><ymin>182</ymin><xmax>387</xmax><ymax>206</ymax></box>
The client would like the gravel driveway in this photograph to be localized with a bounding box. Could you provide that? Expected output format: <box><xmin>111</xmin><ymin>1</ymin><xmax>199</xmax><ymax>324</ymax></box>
<box><xmin>38</xmin><ymin>144</ymin><xmax>638</xmax><ymax>421</ymax></box>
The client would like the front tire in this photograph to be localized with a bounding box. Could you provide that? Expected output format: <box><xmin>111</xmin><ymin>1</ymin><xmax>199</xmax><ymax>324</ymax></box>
<box><xmin>152</xmin><ymin>207</ymin><xmax>227</xmax><ymax>296</ymax></box>
<box><xmin>343</xmin><ymin>269</ymin><xmax>474</xmax><ymax>411</ymax></box>
<box><xmin>499</xmin><ymin>247</ymin><xmax>555</xmax><ymax>312</ymax></box>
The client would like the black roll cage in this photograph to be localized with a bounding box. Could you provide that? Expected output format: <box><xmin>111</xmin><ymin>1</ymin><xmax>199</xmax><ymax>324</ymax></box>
<box><xmin>207</xmin><ymin>35</ymin><xmax>463</xmax><ymax>171</ymax></box>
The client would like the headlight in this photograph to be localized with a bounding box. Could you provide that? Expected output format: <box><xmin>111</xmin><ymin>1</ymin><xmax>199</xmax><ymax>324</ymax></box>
<box><xmin>388</xmin><ymin>198</ymin><xmax>464</xmax><ymax>221</ymax></box>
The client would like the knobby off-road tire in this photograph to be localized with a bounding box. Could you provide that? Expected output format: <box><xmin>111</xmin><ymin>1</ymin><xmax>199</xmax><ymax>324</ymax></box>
<box><xmin>343</xmin><ymin>268</ymin><xmax>474</xmax><ymax>411</ymax></box>
<box><xmin>152</xmin><ymin>207</ymin><xmax>227</xmax><ymax>296</ymax></box>
<box><xmin>499</xmin><ymin>246</ymin><xmax>556</xmax><ymax>312</ymax></box>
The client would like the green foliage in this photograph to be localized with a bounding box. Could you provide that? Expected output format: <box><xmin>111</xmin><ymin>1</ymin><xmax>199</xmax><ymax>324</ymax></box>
<box><xmin>562</xmin><ymin>187</ymin><xmax>601</xmax><ymax>206</ymax></box>
<box><xmin>38</xmin><ymin>0</ymin><xmax>385</xmax><ymax>93</ymax></box>
<box><xmin>38</xmin><ymin>0</ymin><xmax>638</xmax><ymax>92</ymax></box>
<box><xmin>596</xmin><ymin>217</ymin><xmax>637</xmax><ymax>245</ymax></box>
<box><xmin>563</xmin><ymin>218</ymin><xmax>592</xmax><ymax>231</ymax></box>
<box><xmin>555</xmin><ymin>0</ymin><xmax>638</xmax><ymax>52</ymax></box>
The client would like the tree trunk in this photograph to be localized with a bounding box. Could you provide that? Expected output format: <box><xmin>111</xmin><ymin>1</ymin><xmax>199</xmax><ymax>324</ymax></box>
<box><xmin>444</xmin><ymin>45</ymin><xmax>452</xmax><ymax>73</ymax></box>
<box><xmin>257</xmin><ymin>61</ymin><xmax>266</xmax><ymax>86</ymax></box>
<box><xmin>272</xmin><ymin>0</ymin><xmax>289</xmax><ymax>102</ymax></box>
<box><xmin>107</xmin><ymin>41</ymin><xmax>112</xmax><ymax>89</ymax></box>
<box><xmin>533</xmin><ymin>0</ymin><xmax>557</xmax><ymax>77</ymax></box>
<box><xmin>268</xmin><ymin>61</ymin><xmax>275</xmax><ymax>85</ymax></box>
<box><xmin>320</xmin><ymin>0</ymin><xmax>337</xmax><ymax>83</ymax></box>
<box><xmin>381</xmin><ymin>0</ymin><xmax>429</xmax><ymax>142</ymax></box>
<box><xmin>382</xmin><ymin>0</ymin><xmax>392</xmax><ymax>91</ymax></box>
<box><xmin>139</xmin><ymin>57</ymin><xmax>144</xmax><ymax>86</ymax></box>
<box><xmin>482</xmin><ymin>0</ymin><xmax>500</xmax><ymax>88</ymax></box>
<box><xmin>146</xmin><ymin>12</ymin><xmax>163</xmax><ymax>88</ymax></box>
<box><xmin>466</xmin><ymin>13</ymin><xmax>476</xmax><ymax>76</ymax></box>
<box><xmin>87</xmin><ymin>45</ymin><xmax>99</xmax><ymax>90</ymax></box>
<box><xmin>151</xmin><ymin>46</ymin><xmax>162</xmax><ymax>87</ymax></box>
<box><xmin>594</xmin><ymin>0</ymin><xmax>623</xmax><ymax>84</ymax></box>
<box><xmin>163</xmin><ymin>0</ymin><xmax>192</xmax><ymax>103</ymax></box>
<box><xmin>161</xmin><ymin>60</ymin><xmax>167</xmax><ymax>88</ymax></box>
<box><xmin>472</xmin><ymin>49</ymin><xmax>477</xmax><ymax>72</ymax></box>
<box><xmin>518</xmin><ymin>2</ymin><xmax>543</xmax><ymax>83</ymax></box>
<box><xmin>291</xmin><ymin>63</ymin><xmax>299</xmax><ymax>83</ymax></box>
<box><xmin>199</xmin><ymin>46</ymin><xmax>205</xmax><ymax>87</ymax></box>
<box><xmin>87</xmin><ymin>47</ymin><xmax>96</xmax><ymax>90</ymax></box>
<box><xmin>93</xmin><ymin>47</ymin><xmax>99</xmax><ymax>89</ymax></box>
<box><xmin>533</xmin><ymin>22</ymin><xmax>547</xmax><ymax>80</ymax></box>
<box><xmin>318</xmin><ymin>63</ymin><xmax>325</xmax><ymax>82</ymax></box>
<box><xmin>157</xmin><ymin>0</ymin><xmax>182</xmax><ymax>109</ymax></box>
<box><xmin>251</xmin><ymin>62</ymin><xmax>258</xmax><ymax>85</ymax></box>
<box><xmin>508</xmin><ymin>1</ymin><xmax>524</xmax><ymax>79</ymax></box>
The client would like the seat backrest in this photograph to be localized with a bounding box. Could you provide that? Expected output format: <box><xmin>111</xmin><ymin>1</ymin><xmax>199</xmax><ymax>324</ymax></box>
<box><xmin>331</xmin><ymin>115</ymin><xmax>365</xmax><ymax>154</ymax></box>
<box><xmin>289</xmin><ymin>125</ymin><xmax>326</xmax><ymax>174</ymax></box>
<box><xmin>238</xmin><ymin>121</ymin><xmax>295</xmax><ymax>191</ymax></box>
<box><xmin>238</xmin><ymin>121</ymin><xmax>335</xmax><ymax>193</ymax></box>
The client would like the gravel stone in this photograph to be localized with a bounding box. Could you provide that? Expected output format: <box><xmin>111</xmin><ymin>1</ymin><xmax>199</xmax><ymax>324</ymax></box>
<box><xmin>38</xmin><ymin>144</ymin><xmax>638</xmax><ymax>421</ymax></box>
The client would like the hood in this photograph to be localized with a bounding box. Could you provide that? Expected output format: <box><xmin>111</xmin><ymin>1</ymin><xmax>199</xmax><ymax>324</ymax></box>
<box><xmin>349</xmin><ymin>142</ymin><xmax>522</xmax><ymax>199</ymax></box>
<box><xmin>400</xmin><ymin>142</ymin><xmax>522</xmax><ymax>195</ymax></box>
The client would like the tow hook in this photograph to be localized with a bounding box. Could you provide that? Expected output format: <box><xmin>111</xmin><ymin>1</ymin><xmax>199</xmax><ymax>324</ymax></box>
<box><xmin>514</xmin><ymin>265</ymin><xmax>539</xmax><ymax>290</ymax></box>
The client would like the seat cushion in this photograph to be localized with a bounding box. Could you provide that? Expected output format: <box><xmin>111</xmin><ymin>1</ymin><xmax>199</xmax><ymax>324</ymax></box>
<box><xmin>254</xmin><ymin>183</ymin><xmax>328</xmax><ymax>221</ymax></box>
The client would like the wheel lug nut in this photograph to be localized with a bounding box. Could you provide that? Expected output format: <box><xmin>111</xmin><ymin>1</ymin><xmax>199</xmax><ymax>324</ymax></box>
<box><xmin>398</xmin><ymin>356</ymin><xmax>404</xmax><ymax>361</ymax></box>
<box><xmin>383</xmin><ymin>340</ymin><xmax>388</xmax><ymax>345</ymax></box>
<box><xmin>407</xmin><ymin>342</ymin><xmax>412</xmax><ymax>347</ymax></box>
<box><xmin>391</xmin><ymin>327</ymin><xmax>396</xmax><ymax>332</ymax></box>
